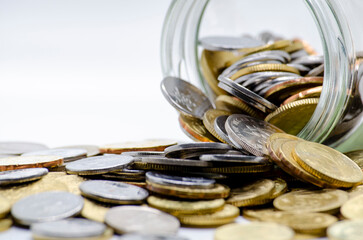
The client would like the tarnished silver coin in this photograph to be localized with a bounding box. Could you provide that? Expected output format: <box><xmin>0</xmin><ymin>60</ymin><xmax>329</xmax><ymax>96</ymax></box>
<box><xmin>119</xmin><ymin>234</ymin><xmax>188</xmax><ymax>240</ymax></box>
<box><xmin>0</xmin><ymin>227</ymin><xmax>32</xmax><ymax>240</ymax></box>
<box><xmin>0</xmin><ymin>168</ymin><xmax>48</xmax><ymax>185</ymax></box>
<box><xmin>140</xmin><ymin>156</ymin><xmax>210</xmax><ymax>167</ymax></box>
<box><xmin>146</xmin><ymin>171</ymin><xmax>215</xmax><ymax>188</ymax></box>
<box><xmin>199</xmin><ymin>154</ymin><xmax>270</xmax><ymax>165</ymax></box>
<box><xmin>0</xmin><ymin>141</ymin><xmax>47</xmax><ymax>155</ymax></box>
<box><xmin>164</xmin><ymin>142</ymin><xmax>232</xmax><ymax>158</ymax></box>
<box><xmin>105</xmin><ymin>206</ymin><xmax>180</xmax><ymax>235</ymax></box>
<box><xmin>66</xmin><ymin>155</ymin><xmax>134</xmax><ymax>175</ymax></box>
<box><xmin>160</xmin><ymin>77</ymin><xmax>213</xmax><ymax>119</ymax></box>
<box><xmin>79</xmin><ymin>180</ymin><xmax>149</xmax><ymax>204</ymax></box>
<box><xmin>56</xmin><ymin>145</ymin><xmax>100</xmax><ymax>157</ymax></box>
<box><xmin>22</xmin><ymin>148</ymin><xmax>87</xmax><ymax>162</ymax></box>
<box><xmin>31</xmin><ymin>218</ymin><xmax>106</xmax><ymax>238</ymax></box>
<box><xmin>225</xmin><ymin>114</ymin><xmax>284</xmax><ymax>156</ymax></box>
<box><xmin>11</xmin><ymin>191</ymin><xmax>84</xmax><ymax>225</ymax></box>
<box><xmin>200</xmin><ymin>36</ymin><xmax>264</xmax><ymax>51</ymax></box>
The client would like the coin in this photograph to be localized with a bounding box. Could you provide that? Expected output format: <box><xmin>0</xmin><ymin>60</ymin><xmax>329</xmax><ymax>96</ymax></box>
<box><xmin>0</xmin><ymin>141</ymin><xmax>48</xmax><ymax>155</ymax></box>
<box><xmin>225</xmin><ymin>114</ymin><xmax>284</xmax><ymax>156</ymax></box>
<box><xmin>81</xmin><ymin>199</ymin><xmax>110</xmax><ymax>223</ymax></box>
<box><xmin>22</xmin><ymin>148</ymin><xmax>87</xmax><ymax>162</ymax></box>
<box><xmin>214</xmin><ymin>95</ymin><xmax>261</xmax><ymax>118</ymax></box>
<box><xmin>101</xmin><ymin>139</ymin><xmax>177</xmax><ymax>154</ymax></box>
<box><xmin>57</xmin><ymin>145</ymin><xmax>100</xmax><ymax>157</ymax></box>
<box><xmin>226</xmin><ymin>179</ymin><xmax>275</xmax><ymax>207</ymax></box>
<box><xmin>269</xmin><ymin>178</ymin><xmax>288</xmax><ymax>199</ymax></box>
<box><xmin>327</xmin><ymin>220</ymin><xmax>363</xmax><ymax>240</ymax></box>
<box><xmin>0</xmin><ymin>227</ymin><xmax>33</xmax><ymax>239</ymax></box>
<box><xmin>293</xmin><ymin>141</ymin><xmax>363</xmax><ymax>187</ymax></box>
<box><xmin>11</xmin><ymin>191</ymin><xmax>84</xmax><ymax>225</ymax></box>
<box><xmin>147</xmin><ymin>196</ymin><xmax>225</xmax><ymax>216</ymax></box>
<box><xmin>146</xmin><ymin>181</ymin><xmax>230</xmax><ymax>200</ymax></box>
<box><xmin>214</xmin><ymin>222</ymin><xmax>295</xmax><ymax>240</ymax></box>
<box><xmin>79</xmin><ymin>180</ymin><xmax>148</xmax><ymax>204</ymax></box>
<box><xmin>345</xmin><ymin>150</ymin><xmax>363</xmax><ymax>169</ymax></box>
<box><xmin>348</xmin><ymin>185</ymin><xmax>363</xmax><ymax>199</ymax></box>
<box><xmin>178</xmin><ymin>204</ymin><xmax>239</xmax><ymax>227</ymax></box>
<box><xmin>199</xmin><ymin>154</ymin><xmax>270</xmax><ymax>166</ymax></box>
<box><xmin>282</xmin><ymin>86</ymin><xmax>322</xmax><ymax>105</ymax></box>
<box><xmin>105</xmin><ymin>206</ymin><xmax>180</xmax><ymax>235</ymax></box>
<box><xmin>306</xmin><ymin>63</ymin><xmax>324</xmax><ymax>77</ymax></box>
<box><xmin>200</xmin><ymin>36</ymin><xmax>264</xmax><ymax>51</ymax></box>
<box><xmin>202</xmin><ymin>109</ymin><xmax>231</xmax><ymax>142</ymax></box>
<box><xmin>52</xmin><ymin>174</ymin><xmax>85</xmax><ymax>195</ymax></box>
<box><xmin>65</xmin><ymin>155</ymin><xmax>134</xmax><ymax>175</ymax></box>
<box><xmin>139</xmin><ymin>156</ymin><xmax>210</xmax><ymax>167</ymax></box>
<box><xmin>0</xmin><ymin>195</ymin><xmax>11</xmax><ymax>218</ymax></box>
<box><xmin>0</xmin><ymin>155</ymin><xmax>63</xmax><ymax>171</ymax></box>
<box><xmin>229</xmin><ymin>64</ymin><xmax>300</xmax><ymax>80</ymax></box>
<box><xmin>340</xmin><ymin>194</ymin><xmax>363</xmax><ymax>220</ymax></box>
<box><xmin>161</xmin><ymin>76</ymin><xmax>213</xmax><ymax>119</ymax></box>
<box><xmin>265</xmin><ymin>98</ymin><xmax>319</xmax><ymax>135</ymax></box>
<box><xmin>121</xmin><ymin>151</ymin><xmax>164</xmax><ymax>157</ymax></box>
<box><xmin>213</xmin><ymin>115</ymin><xmax>241</xmax><ymax>149</ymax></box>
<box><xmin>164</xmin><ymin>142</ymin><xmax>232</xmax><ymax>158</ymax></box>
<box><xmin>178</xmin><ymin>113</ymin><xmax>219</xmax><ymax>142</ymax></box>
<box><xmin>119</xmin><ymin>234</ymin><xmax>188</xmax><ymax>240</ymax></box>
<box><xmin>0</xmin><ymin>168</ymin><xmax>48</xmax><ymax>186</ymax></box>
<box><xmin>31</xmin><ymin>218</ymin><xmax>106</xmax><ymax>238</ymax></box>
<box><xmin>273</xmin><ymin>189</ymin><xmax>348</xmax><ymax>214</ymax></box>
<box><xmin>291</xmin><ymin>55</ymin><xmax>323</xmax><ymax>66</ymax></box>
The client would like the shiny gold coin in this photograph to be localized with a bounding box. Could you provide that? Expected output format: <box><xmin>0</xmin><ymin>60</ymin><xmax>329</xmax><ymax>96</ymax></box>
<box><xmin>282</xmin><ymin>86</ymin><xmax>322</xmax><ymax>105</ymax></box>
<box><xmin>214</xmin><ymin>222</ymin><xmax>295</xmax><ymax>240</ymax></box>
<box><xmin>226</xmin><ymin>179</ymin><xmax>275</xmax><ymax>207</ymax></box>
<box><xmin>81</xmin><ymin>198</ymin><xmax>110</xmax><ymax>223</ymax></box>
<box><xmin>265</xmin><ymin>98</ymin><xmax>318</xmax><ymax>135</ymax></box>
<box><xmin>266</xmin><ymin>133</ymin><xmax>300</xmax><ymax>165</ymax></box>
<box><xmin>204</xmin><ymin>164</ymin><xmax>273</xmax><ymax>174</ymax></box>
<box><xmin>341</xmin><ymin>194</ymin><xmax>363</xmax><ymax>220</ymax></box>
<box><xmin>293</xmin><ymin>141</ymin><xmax>363</xmax><ymax>188</ymax></box>
<box><xmin>264</xmin><ymin>77</ymin><xmax>323</xmax><ymax>104</ymax></box>
<box><xmin>348</xmin><ymin>185</ymin><xmax>363</xmax><ymax>199</ymax></box>
<box><xmin>327</xmin><ymin>219</ymin><xmax>363</xmax><ymax>240</ymax></box>
<box><xmin>147</xmin><ymin>196</ymin><xmax>225</xmax><ymax>216</ymax></box>
<box><xmin>230</xmin><ymin>64</ymin><xmax>300</xmax><ymax>81</ymax></box>
<box><xmin>0</xmin><ymin>155</ymin><xmax>63</xmax><ymax>171</ymax></box>
<box><xmin>178</xmin><ymin>114</ymin><xmax>219</xmax><ymax>142</ymax></box>
<box><xmin>202</xmin><ymin>109</ymin><xmax>232</xmax><ymax>143</ymax></box>
<box><xmin>0</xmin><ymin>218</ymin><xmax>12</xmax><ymax>232</ymax></box>
<box><xmin>146</xmin><ymin>180</ymin><xmax>230</xmax><ymax>200</ymax></box>
<box><xmin>345</xmin><ymin>150</ymin><xmax>363</xmax><ymax>170</ymax></box>
<box><xmin>215</xmin><ymin>95</ymin><xmax>262</xmax><ymax>118</ymax></box>
<box><xmin>0</xmin><ymin>195</ymin><xmax>10</xmax><ymax>218</ymax></box>
<box><xmin>100</xmin><ymin>139</ymin><xmax>177</xmax><ymax>154</ymax></box>
<box><xmin>273</xmin><ymin>189</ymin><xmax>348</xmax><ymax>214</ymax></box>
<box><xmin>178</xmin><ymin>204</ymin><xmax>239</xmax><ymax>227</ymax></box>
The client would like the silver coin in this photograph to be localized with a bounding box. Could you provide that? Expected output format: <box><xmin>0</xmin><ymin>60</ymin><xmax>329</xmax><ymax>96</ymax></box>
<box><xmin>258</xmin><ymin>31</ymin><xmax>283</xmax><ymax>44</ymax></box>
<box><xmin>105</xmin><ymin>206</ymin><xmax>180</xmax><ymax>235</ymax></box>
<box><xmin>146</xmin><ymin>171</ymin><xmax>215</xmax><ymax>188</ymax></box>
<box><xmin>234</xmin><ymin>71</ymin><xmax>300</xmax><ymax>85</ymax></box>
<box><xmin>164</xmin><ymin>142</ymin><xmax>232</xmax><ymax>159</ymax></box>
<box><xmin>56</xmin><ymin>145</ymin><xmax>100</xmax><ymax>157</ymax></box>
<box><xmin>327</xmin><ymin>219</ymin><xmax>363</xmax><ymax>240</ymax></box>
<box><xmin>291</xmin><ymin>55</ymin><xmax>323</xmax><ymax>66</ymax></box>
<box><xmin>225</xmin><ymin>114</ymin><xmax>284</xmax><ymax>157</ymax></box>
<box><xmin>0</xmin><ymin>142</ymin><xmax>48</xmax><ymax>155</ymax></box>
<box><xmin>199</xmin><ymin>36</ymin><xmax>264</xmax><ymax>51</ymax></box>
<box><xmin>160</xmin><ymin>77</ymin><xmax>213</xmax><ymax>119</ymax></box>
<box><xmin>218</xmin><ymin>76</ymin><xmax>277</xmax><ymax>113</ymax></box>
<box><xmin>65</xmin><ymin>155</ymin><xmax>134</xmax><ymax>175</ymax></box>
<box><xmin>121</xmin><ymin>151</ymin><xmax>164</xmax><ymax>157</ymax></box>
<box><xmin>22</xmin><ymin>148</ymin><xmax>87</xmax><ymax>162</ymax></box>
<box><xmin>11</xmin><ymin>191</ymin><xmax>84</xmax><ymax>225</ymax></box>
<box><xmin>101</xmin><ymin>173</ymin><xmax>145</xmax><ymax>182</ymax></box>
<box><xmin>119</xmin><ymin>234</ymin><xmax>188</xmax><ymax>240</ymax></box>
<box><xmin>31</xmin><ymin>218</ymin><xmax>106</xmax><ymax>238</ymax></box>
<box><xmin>0</xmin><ymin>227</ymin><xmax>32</xmax><ymax>240</ymax></box>
<box><xmin>253</xmin><ymin>76</ymin><xmax>301</xmax><ymax>94</ymax></box>
<box><xmin>0</xmin><ymin>168</ymin><xmax>48</xmax><ymax>185</ymax></box>
<box><xmin>213</xmin><ymin>115</ymin><xmax>241</xmax><ymax>149</ymax></box>
<box><xmin>140</xmin><ymin>156</ymin><xmax>210</xmax><ymax>167</ymax></box>
<box><xmin>241</xmin><ymin>72</ymin><xmax>301</xmax><ymax>88</ymax></box>
<box><xmin>199</xmin><ymin>154</ymin><xmax>270</xmax><ymax>165</ymax></box>
<box><xmin>114</xmin><ymin>168</ymin><xmax>145</xmax><ymax>176</ymax></box>
<box><xmin>79</xmin><ymin>180</ymin><xmax>149</xmax><ymax>204</ymax></box>
<box><xmin>239</xmin><ymin>60</ymin><xmax>282</xmax><ymax>69</ymax></box>
<box><xmin>287</xmin><ymin>63</ymin><xmax>311</xmax><ymax>72</ymax></box>
<box><xmin>290</xmin><ymin>49</ymin><xmax>309</xmax><ymax>60</ymax></box>
<box><xmin>306</xmin><ymin>63</ymin><xmax>324</xmax><ymax>77</ymax></box>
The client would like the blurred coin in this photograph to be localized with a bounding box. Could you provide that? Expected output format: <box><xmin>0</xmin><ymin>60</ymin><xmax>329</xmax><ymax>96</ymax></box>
<box><xmin>178</xmin><ymin>113</ymin><xmax>219</xmax><ymax>142</ymax></box>
<box><xmin>202</xmin><ymin>109</ymin><xmax>231</xmax><ymax>143</ymax></box>
<box><xmin>139</xmin><ymin>156</ymin><xmax>210</xmax><ymax>168</ymax></box>
<box><xmin>290</xmin><ymin>49</ymin><xmax>309</xmax><ymax>59</ymax></box>
<box><xmin>81</xmin><ymin>198</ymin><xmax>110</xmax><ymax>223</ymax></box>
<box><xmin>229</xmin><ymin>64</ymin><xmax>299</xmax><ymax>81</ymax></box>
<box><xmin>146</xmin><ymin>172</ymin><xmax>215</xmax><ymax>188</ymax></box>
<box><xmin>0</xmin><ymin>168</ymin><xmax>48</xmax><ymax>186</ymax></box>
<box><xmin>66</xmin><ymin>155</ymin><xmax>133</xmax><ymax>175</ymax></box>
<box><xmin>348</xmin><ymin>185</ymin><xmax>363</xmax><ymax>199</ymax></box>
<box><xmin>0</xmin><ymin>227</ymin><xmax>32</xmax><ymax>240</ymax></box>
<box><xmin>282</xmin><ymin>86</ymin><xmax>322</xmax><ymax>105</ymax></box>
<box><xmin>164</xmin><ymin>142</ymin><xmax>231</xmax><ymax>159</ymax></box>
<box><xmin>0</xmin><ymin>155</ymin><xmax>63</xmax><ymax>171</ymax></box>
<box><xmin>22</xmin><ymin>148</ymin><xmax>87</xmax><ymax>162</ymax></box>
<box><xmin>306</xmin><ymin>63</ymin><xmax>324</xmax><ymax>77</ymax></box>
<box><xmin>161</xmin><ymin>77</ymin><xmax>213</xmax><ymax>119</ymax></box>
<box><xmin>225</xmin><ymin>114</ymin><xmax>283</xmax><ymax>156</ymax></box>
<box><xmin>121</xmin><ymin>151</ymin><xmax>164</xmax><ymax>157</ymax></box>
<box><xmin>119</xmin><ymin>234</ymin><xmax>188</xmax><ymax>240</ymax></box>
<box><xmin>214</xmin><ymin>95</ymin><xmax>261</xmax><ymax>118</ymax></box>
<box><xmin>345</xmin><ymin>150</ymin><xmax>363</xmax><ymax>170</ymax></box>
<box><xmin>80</xmin><ymin>180</ymin><xmax>148</xmax><ymax>204</ymax></box>
<box><xmin>233</xmin><ymin>71</ymin><xmax>299</xmax><ymax>85</ymax></box>
<box><xmin>11</xmin><ymin>191</ymin><xmax>84</xmax><ymax>225</ymax></box>
<box><xmin>291</xmin><ymin>55</ymin><xmax>323</xmax><ymax>66</ymax></box>
<box><xmin>105</xmin><ymin>206</ymin><xmax>180</xmax><ymax>235</ymax></box>
<box><xmin>199</xmin><ymin>154</ymin><xmax>269</xmax><ymax>166</ymax></box>
<box><xmin>340</xmin><ymin>194</ymin><xmax>363</xmax><ymax>219</ymax></box>
<box><xmin>200</xmin><ymin>36</ymin><xmax>264</xmax><ymax>51</ymax></box>
<box><xmin>101</xmin><ymin>139</ymin><xmax>177</xmax><ymax>154</ymax></box>
<box><xmin>0</xmin><ymin>141</ymin><xmax>47</xmax><ymax>155</ymax></box>
<box><xmin>327</xmin><ymin>220</ymin><xmax>363</xmax><ymax>240</ymax></box>
<box><xmin>0</xmin><ymin>195</ymin><xmax>10</xmax><ymax>218</ymax></box>
<box><xmin>57</xmin><ymin>145</ymin><xmax>100</xmax><ymax>157</ymax></box>
<box><xmin>31</xmin><ymin>218</ymin><xmax>106</xmax><ymax>238</ymax></box>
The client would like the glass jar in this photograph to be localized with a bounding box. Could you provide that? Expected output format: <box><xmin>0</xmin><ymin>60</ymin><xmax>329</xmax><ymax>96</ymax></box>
<box><xmin>160</xmin><ymin>0</ymin><xmax>363</xmax><ymax>152</ymax></box>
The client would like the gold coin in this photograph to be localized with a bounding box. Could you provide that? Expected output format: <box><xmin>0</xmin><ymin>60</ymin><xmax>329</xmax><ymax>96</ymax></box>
<box><xmin>146</xmin><ymin>180</ymin><xmax>230</xmax><ymax>200</ymax></box>
<box><xmin>214</xmin><ymin>222</ymin><xmax>295</xmax><ymax>240</ymax></box>
<box><xmin>348</xmin><ymin>185</ymin><xmax>363</xmax><ymax>199</ymax></box>
<box><xmin>0</xmin><ymin>218</ymin><xmax>12</xmax><ymax>232</ymax></box>
<box><xmin>178</xmin><ymin>204</ymin><xmax>239</xmax><ymax>227</ymax></box>
<box><xmin>281</xmin><ymin>41</ymin><xmax>304</xmax><ymax>53</ymax></box>
<box><xmin>100</xmin><ymin>139</ymin><xmax>177</xmax><ymax>154</ymax></box>
<box><xmin>81</xmin><ymin>198</ymin><xmax>110</xmax><ymax>223</ymax></box>
<box><xmin>226</xmin><ymin>179</ymin><xmax>275</xmax><ymax>207</ymax></box>
<box><xmin>266</xmin><ymin>133</ymin><xmax>299</xmax><ymax>165</ymax></box>
<box><xmin>282</xmin><ymin>86</ymin><xmax>322</xmax><ymax>105</ymax></box>
<box><xmin>0</xmin><ymin>155</ymin><xmax>63</xmax><ymax>171</ymax></box>
<box><xmin>203</xmin><ymin>164</ymin><xmax>273</xmax><ymax>174</ymax></box>
<box><xmin>273</xmin><ymin>189</ymin><xmax>348</xmax><ymax>214</ymax></box>
<box><xmin>264</xmin><ymin>77</ymin><xmax>323</xmax><ymax>104</ymax></box>
<box><xmin>0</xmin><ymin>195</ymin><xmax>10</xmax><ymax>218</ymax></box>
<box><xmin>33</xmin><ymin>227</ymin><xmax>114</xmax><ymax>240</ymax></box>
<box><xmin>265</xmin><ymin>98</ymin><xmax>319</xmax><ymax>135</ymax></box>
<box><xmin>345</xmin><ymin>150</ymin><xmax>363</xmax><ymax>170</ymax></box>
<box><xmin>202</xmin><ymin>109</ymin><xmax>232</xmax><ymax>143</ymax></box>
<box><xmin>215</xmin><ymin>95</ymin><xmax>262</xmax><ymax>118</ymax></box>
<box><xmin>147</xmin><ymin>196</ymin><xmax>225</xmax><ymax>216</ymax></box>
<box><xmin>178</xmin><ymin>114</ymin><xmax>219</xmax><ymax>142</ymax></box>
<box><xmin>230</xmin><ymin>64</ymin><xmax>300</xmax><ymax>81</ymax></box>
<box><xmin>341</xmin><ymin>194</ymin><xmax>363</xmax><ymax>220</ymax></box>
<box><xmin>327</xmin><ymin>219</ymin><xmax>363</xmax><ymax>240</ymax></box>
<box><xmin>293</xmin><ymin>141</ymin><xmax>363</xmax><ymax>187</ymax></box>
<box><xmin>270</xmin><ymin>178</ymin><xmax>288</xmax><ymax>199</ymax></box>
<box><xmin>53</xmin><ymin>174</ymin><xmax>86</xmax><ymax>195</ymax></box>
